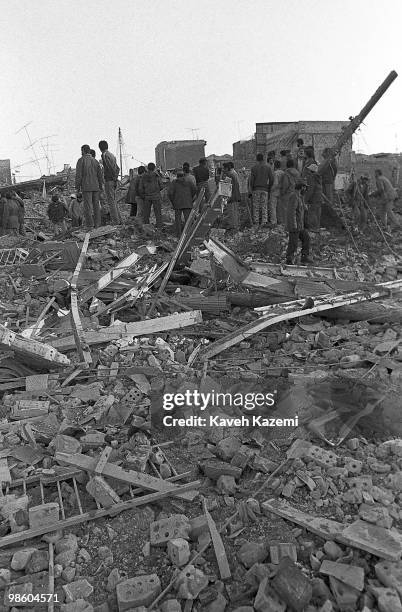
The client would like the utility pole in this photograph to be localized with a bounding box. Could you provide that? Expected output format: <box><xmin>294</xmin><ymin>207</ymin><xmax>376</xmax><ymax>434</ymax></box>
<box><xmin>118</xmin><ymin>128</ymin><xmax>124</xmax><ymax>181</ymax></box>
<box><xmin>186</xmin><ymin>128</ymin><xmax>200</xmax><ymax>140</ymax></box>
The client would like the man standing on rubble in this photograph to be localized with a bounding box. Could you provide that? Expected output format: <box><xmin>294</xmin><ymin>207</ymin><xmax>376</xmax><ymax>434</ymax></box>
<box><xmin>138</xmin><ymin>162</ymin><xmax>164</xmax><ymax>230</ymax></box>
<box><xmin>302</xmin><ymin>147</ymin><xmax>323</xmax><ymax>231</ymax></box>
<box><xmin>98</xmin><ymin>140</ymin><xmax>121</xmax><ymax>225</ymax></box>
<box><xmin>285</xmin><ymin>178</ymin><xmax>312</xmax><ymax>265</ymax></box>
<box><xmin>279</xmin><ymin>159</ymin><xmax>300</xmax><ymax>225</ymax></box>
<box><xmin>223</xmin><ymin>162</ymin><xmax>241</xmax><ymax>231</ymax></box>
<box><xmin>318</xmin><ymin>148</ymin><xmax>338</xmax><ymax>206</ymax></box>
<box><xmin>193</xmin><ymin>158</ymin><xmax>210</xmax><ymax>201</ymax></box>
<box><xmin>249</xmin><ymin>153</ymin><xmax>274</xmax><ymax>226</ymax></box>
<box><xmin>75</xmin><ymin>144</ymin><xmax>103</xmax><ymax>229</ymax></box>
<box><xmin>168</xmin><ymin>169</ymin><xmax>196</xmax><ymax>237</ymax></box>
<box><xmin>370</xmin><ymin>168</ymin><xmax>400</xmax><ymax>231</ymax></box>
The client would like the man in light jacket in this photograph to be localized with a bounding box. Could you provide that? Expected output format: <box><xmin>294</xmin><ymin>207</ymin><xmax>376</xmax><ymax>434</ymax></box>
<box><xmin>75</xmin><ymin>144</ymin><xmax>103</xmax><ymax>229</ymax></box>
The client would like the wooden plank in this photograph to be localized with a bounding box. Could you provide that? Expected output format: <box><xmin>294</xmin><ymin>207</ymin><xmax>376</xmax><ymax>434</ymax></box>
<box><xmin>50</xmin><ymin>310</ymin><xmax>203</xmax><ymax>352</ymax></box>
<box><xmin>0</xmin><ymin>481</ymin><xmax>200</xmax><ymax>549</ymax></box>
<box><xmin>55</xmin><ymin>451</ymin><xmax>199</xmax><ymax>501</ymax></box>
<box><xmin>250</xmin><ymin>261</ymin><xmax>342</xmax><ymax>279</ymax></box>
<box><xmin>0</xmin><ymin>325</ymin><xmax>70</xmax><ymax>370</ymax></box>
<box><xmin>94</xmin><ymin>446</ymin><xmax>113</xmax><ymax>475</ymax></box>
<box><xmin>79</xmin><ymin>251</ymin><xmax>143</xmax><ymax>304</ymax></box>
<box><xmin>204</xmin><ymin>502</ymin><xmax>231</xmax><ymax>580</ymax></box>
<box><xmin>70</xmin><ymin>233</ymin><xmax>92</xmax><ymax>366</ymax></box>
<box><xmin>201</xmin><ymin>280</ymin><xmax>402</xmax><ymax>360</ymax></box>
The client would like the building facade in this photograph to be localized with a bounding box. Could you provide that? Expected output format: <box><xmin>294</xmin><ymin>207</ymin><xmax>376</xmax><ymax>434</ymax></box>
<box><xmin>0</xmin><ymin>159</ymin><xmax>11</xmax><ymax>186</ymax></box>
<box><xmin>255</xmin><ymin>120</ymin><xmax>352</xmax><ymax>172</ymax></box>
<box><xmin>155</xmin><ymin>140</ymin><xmax>207</xmax><ymax>172</ymax></box>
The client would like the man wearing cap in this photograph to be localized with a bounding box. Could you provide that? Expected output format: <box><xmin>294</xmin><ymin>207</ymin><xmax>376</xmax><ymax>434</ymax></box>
<box><xmin>285</xmin><ymin>177</ymin><xmax>312</xmax><ymax>265</ymax></box>
<box><xmin>302</xmin><ymin>147</ymin><xmax>323</xmax><ymax>231</ymax></box>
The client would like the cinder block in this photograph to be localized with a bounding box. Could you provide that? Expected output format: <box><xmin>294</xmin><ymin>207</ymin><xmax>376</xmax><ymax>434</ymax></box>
<box><xmin>116</xmin><ymin>574</ymin><xmax>161</xmax><ymax>611</ymax></box>
<box><xmin>189</xmin><ymin>515</ymin><xmax>209</xmax><ymax>540</ymax></box>
<box><xmin>150</xmin><ymin>514</ymin><xmax>191</xmax><ymax>546</ymax></box>
<box><xmin>160</xmin><ymin>600</ymin><xmax>181</xmax><ymax>612</ymax></box>
<box><xmin>28</xmin><ymin>503</ymin><xmax>59</xmax><ymax>529</ymax></box>
<box><xmin>167</xmin><ymin>538</ymin><xmax>191</xmax><ymax>567</ymax></box>
<box><xmin>270</xmin><ymin>542</ymin><xmax>298</xmax><ymax>564</ymax></box>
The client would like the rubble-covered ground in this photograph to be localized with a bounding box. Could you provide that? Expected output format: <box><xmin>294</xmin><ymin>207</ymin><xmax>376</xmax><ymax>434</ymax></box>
<box><xmin>0</xmin><ymin>192</ymin><xmax>401</xmax><ymax>611</ymax></box>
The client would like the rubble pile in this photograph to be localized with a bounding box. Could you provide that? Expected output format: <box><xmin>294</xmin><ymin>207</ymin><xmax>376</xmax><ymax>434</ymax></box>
<box><xmin>0</xmin><ymin>188</ymin><xmax>401</xmax><ymax>612</ymax></box>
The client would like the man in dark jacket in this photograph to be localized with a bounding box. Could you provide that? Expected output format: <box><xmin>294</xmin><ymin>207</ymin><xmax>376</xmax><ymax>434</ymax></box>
<box><xmin>75</xmin><ymin>144</ymin><xmax>104</xmax><ymax>229</ymax></box>
<box><xmin>302</xmin><ymin>147</ymin><xmax>323</xmax><ymax>231</ymax></box>
<box><xmin>138</xmin><ymin>163</ymin><xmax>164</xmax><ymax>229</ymax></box>
<box><xmin>126</xmin><ymin>166</ymin><xmax>146</xmax><ymax>217</ymax></box>
<box><xmin>168</xmin><ymin>169</ymin><xmax>196</xmax><ymax>237</ymax></box>
<box><xmin>285</xmin><ymin>178</ymin><xmax>312</xmax><ymax>265</ymax></box>
<box><xmin>249</xmin><ymin>153</ymin><xmax>274</xmax><ymax>225</ymax></box>
<box><xmin>279</xmin><ymin>159</ymin><xmax>300</xmax><ymax>225</ymax></box>
<box><xmin>318</xmin><ymin>147</ymin><xmax>338</xmax><ymax>206</ymax></box>
<box><xmin>99</xmin><ymin>140</ymin><xmax>121</xmax><ymax>225</ymax></box>
<box><xmin>193</xmin><ymin>158</ymin><xmax>210</xmax><ymax>200</ymax></box>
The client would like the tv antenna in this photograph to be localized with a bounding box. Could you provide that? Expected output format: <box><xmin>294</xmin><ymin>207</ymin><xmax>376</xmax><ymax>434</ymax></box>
<box><xmin>186</xmin><ymin>128</ymin><xmax>200</xmax><ymax>140</ymax></box>
<box><xmin>15</xmin><ymin>122</ymin><xmax>43</xmax><ymax>175</ymax></box>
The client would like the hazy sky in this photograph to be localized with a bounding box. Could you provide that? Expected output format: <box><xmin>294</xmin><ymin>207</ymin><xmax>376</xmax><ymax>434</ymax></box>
<box><xmin>1</xmin><ymin>0</ymin><xmax>401</xmax><ymax>180</ymax></box>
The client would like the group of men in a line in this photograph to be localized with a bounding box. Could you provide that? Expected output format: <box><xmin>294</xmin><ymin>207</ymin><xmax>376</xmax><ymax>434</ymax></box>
<box><xmin>74</xmin><ymin>141</ymin><xmax>121</xmax><ymax>229</ymax></box>
<box><xmin>125</xmin><ymin>158</ymin><xmax>212</xmax><ymax>237</ymax></box>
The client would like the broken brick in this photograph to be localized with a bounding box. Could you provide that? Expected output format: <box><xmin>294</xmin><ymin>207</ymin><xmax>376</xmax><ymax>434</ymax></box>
<box><xmin>116</xmin><ymin>574</ymin><xmax>161</xmax><ymax>610</ymax></box>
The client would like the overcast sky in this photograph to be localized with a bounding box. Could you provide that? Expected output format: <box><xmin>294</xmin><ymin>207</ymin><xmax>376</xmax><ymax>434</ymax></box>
<box><xmin>1</xmin><ymin>0</ymin><xmax>401</xmax><ymax>179</ymax></box>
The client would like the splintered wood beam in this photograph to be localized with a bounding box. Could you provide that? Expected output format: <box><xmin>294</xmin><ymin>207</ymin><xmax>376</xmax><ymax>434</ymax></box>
<box><xmin>55</xmin><ymin>451</ymin><xmax>199</xmax><ymax>501</ymax></box>
<box><xmin>79</xmin><ymin>250</ymin><xmax>143</xmax><ymax>304</ymax></box>
<box><xmin>0</xmin><ymin>325</ymin><xmax>70</xmax><ymax>370</ymax></box>
<box><xmin>69</xmin><ymin>233</ymin><xmax>92</xmax><ymax>366</ymax></box>
<box><xmin>203</xmin><ymin>501</ymin><xmax>231</xmax><ymax>580</ymax></box>
<box><xmin>200</xmin><ymin>279</ymin><xmax>402</xmax><ymax>360</ymax></box>
<box><xmin>204</xmin><ymin>237</ymin><xmax>293</xmax><ymax>296</ymax></box>
<box><xmin>50</xmin><ymin>310</ymin><xmax>203</xmax><ymax>352</ymax></box>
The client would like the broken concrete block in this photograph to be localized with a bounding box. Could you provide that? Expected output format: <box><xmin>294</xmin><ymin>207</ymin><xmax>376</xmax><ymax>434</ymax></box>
<box><xmin>205</xmin><ymin>592</ymin><xmax>227</xmax><ymax>612</ymax></box>
<box><xmin>375</xmin><ymin>560</ymin><xmax>402</xmax><ymax>597</ymax></box>
<box><xmin>272</xmin><ymin>558</ymin><xmax>313</xmax><ymax>612</ymax></box>
<box><xmin>328</xmin><ymin>576</ymin><xmax>360</xmax><ymax>611</ymax></box>
<box><xmin>340</xmin><ymin>519</ymin><xmax>402</xmax><ymax>561</ymax></box>
<box><xmin>269</xmin><ymin>541</ymin><xmax>297</xmax><ymax>564</ymax></box>
<box><xmin>55</xmin><ymin>533</ymin><xmax>79</xmax><ymax>555</ymax></box>
<box><xmin>216</xmin><ymin>437</ymin><xmax>241</xmax><ymax>461</ymax></box>
<box><xmin>254</xmin><ymin>577</ymin><xmax>286</xmax><ymax>612</ymax></box>
<box><xmin>373</xmin><ymin>587</ymin><xmax>402</xmax><ymax>612</ymax></box>
<box><xmin>4</xmin><ymin>582</ymin><xmax>33</xmax><ymax>607</ymax></box>
<box><xmin>230</xmin><ymin>445</ymin><xmax>254</xmax><ymax>469</ymax></box>
<box><xmin>167</xmin><ymin>538</ymin><xmax>191</xmax><ymax>567</ymax></box>
<box><xmin>51</xmin><ymin>434</ymin><xmax>82</xmax><ymax>454</ymax></box>
<box><xmin>244</xmin><ymin>563</ymin><xmax>273</xmax><ymax>588</ymax></box>
<box><xmin>61</xmin><ymin>600</ymin><xmax>94</xmax><ymax>612</ymax></box>
<box><xmin>323</xmin><ymin>541</ymin><xmax>343</xmax><ymax>561</ymax></box>
<box><xmin>55</xmin><ymin>549</ymin><xmax>77</xmax><ymax>568</ymax></box>
<box><xmin>160</xmin><ymin>599</ymin><xmax>182</xmax><ymax>612</ymax></box>
<box><xmin>150</xmin><ymin>514</ymin><xmax>191</xmax><ymax>546</ymax></box>
<box><xmin>311</xmin><ymin>577</ymin><xmax>333</xmax><ymax>606</ymax></box>
<box><xmin>189</xmin><ymin>515</ymin><xmax>209</xmax><ymax>540</ymax></box>
<box><xmin>252</xmin><ymin>455</ymin><xmax>279</xmax><ymax>473</ymax></box>
<box><xmin>386</xmin><ymin>471</ymin><xmax>402</xmax><ymax>492</ymax></box>
<box><xmin>10</xmin><ymin>547</ymin><xmax>37</xmax><ymax>571</ymax></box>
<box><xmin>63</xmin><ymin>579</ymin><xmax>94</xmax><ymax>603</ymax></box>
<box><xmin>238</xmin><ymin>541</ymin><xmax>269</xmax><ymax>568</ymax></box>
<box><xmin>175</xmin><ymin>565</ymin><xmax>208</xmax><ymax>599</ymax></box>
<box><xmin>28</xmin><ymin>502</ymin><xmax>59</xmax><ymax>529</ymax></box>
<box><xmin>305</xmin><ymin>445</ymin><xmax>338</xmax><ymax>469</ymax></box>
<box><xmin>116</xmin><ymin>574</ymin><xmax>161</xmax><ymax>610</ymax></box>
<box><xmin>319</xmin><ymin>560</ymin><xmax>364</xmax><ymax>591</ymax></box>
<box><xmin>25</xmin><ymin>549</ymin><xmax>49</xmax><ymax>573</ymax></box>
<box><xmin>344</xmin><ymin>457</ymin><xmax>363</xmax><ymax>474</ymax></box>
<box><xmin>216</xmin><ymin>475</ymin><xmax>236</xmax><ymax>495</ymax></box>
<box><xmin>358</xmin><ymin>503</ymin><xmax>393</xmax><ymax>528</ymax></box>
<box><xmin>86</xmin><ymin>476</ymin><xmax>121</xmax><ymax>508</ymax></box>
<box><xmin>201</xmin><ymin>460</ymin><xmax>242</xmax><ymax>480</ymax></box>
<box><xmin>0</xmin><ymin>569</ymin><xmax>10</xmax><ymax>587</ymax></box>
